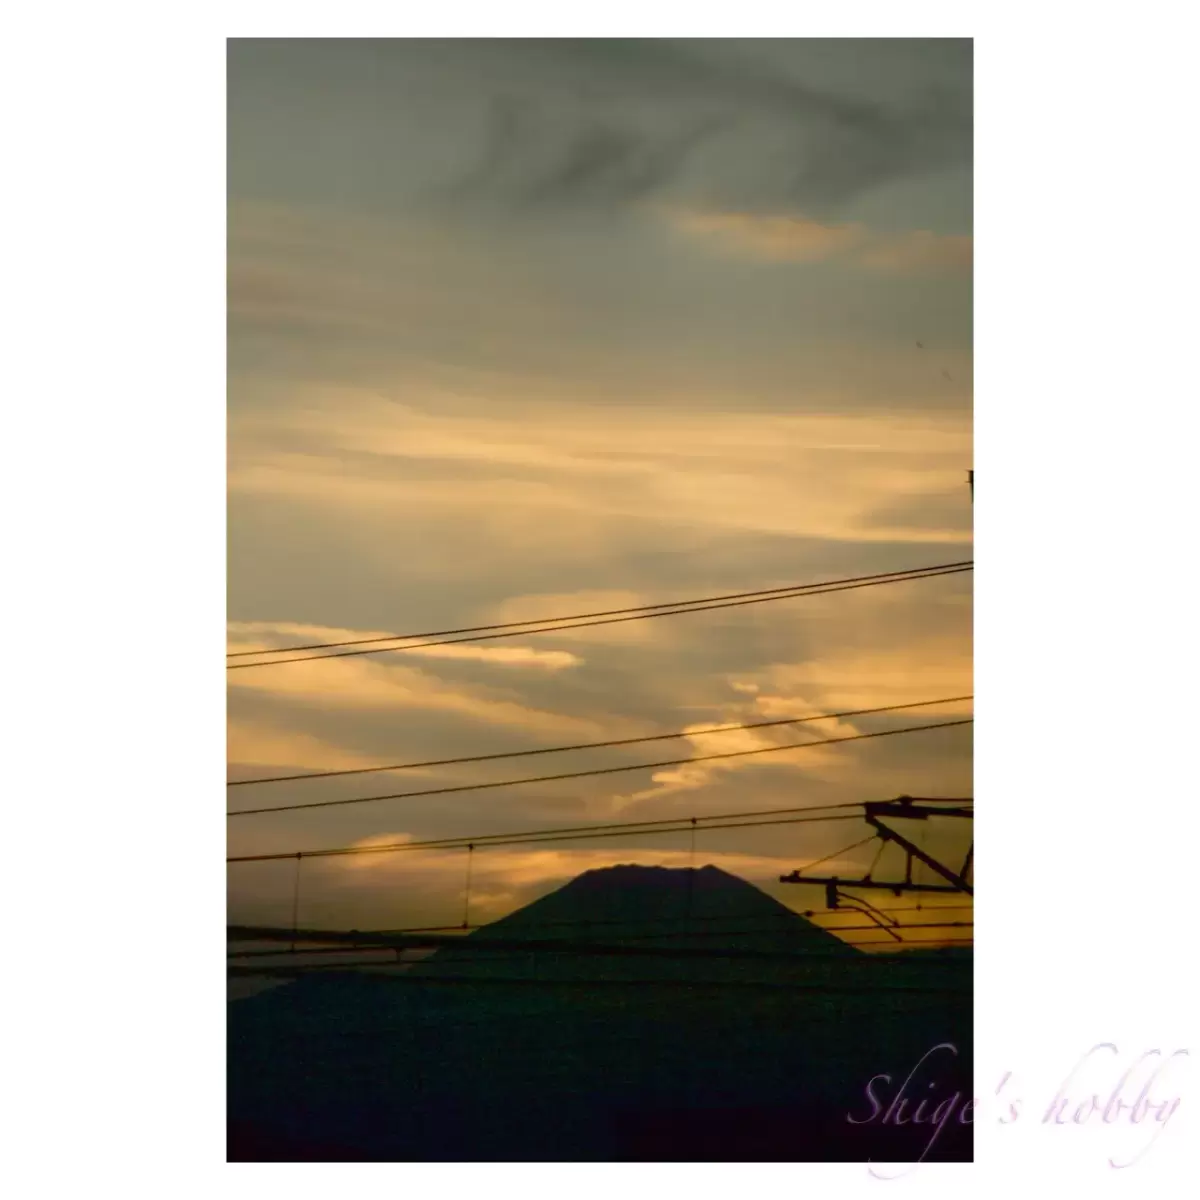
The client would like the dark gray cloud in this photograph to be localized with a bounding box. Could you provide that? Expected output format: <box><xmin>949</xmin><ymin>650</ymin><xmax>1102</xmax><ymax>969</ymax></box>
<box><xmin>435</xmin><ymin>39</ymin><xmax>970</xmax><ymax>219</ymax></box>
<box><xmin>229</xmin><ymin>38</ymin><xmax>971</xmax><ymax>224</ymax></box>
<box><xmin>444</xmin><ymin>96</ymin><xmax>722</xmax><ymax>213</ymax></box>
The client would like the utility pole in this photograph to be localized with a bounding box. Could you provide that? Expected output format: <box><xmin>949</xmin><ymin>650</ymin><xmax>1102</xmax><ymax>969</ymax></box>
<box><xmin>779</xmin><ymin>797</ymin><xmax>974</xmax><ymax>899</ymax></box>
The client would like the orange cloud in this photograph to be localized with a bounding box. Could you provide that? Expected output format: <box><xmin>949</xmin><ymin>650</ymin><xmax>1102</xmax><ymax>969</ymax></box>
<box><xmin>745</xmin><ymin>634</ymin><xmax>973</xmax><ymax>721</ymax></box>
<box><xmin>607</xmin><ymin>707</ymin><xmax>868</xmax><ymax>813</ymax></box>
<box><xmin>227</xmin><ymin>719</ymin><xmax>392</xmax><ymax>776</ymax></box>
<box><xmin>229</xmin><ymin>391</ymin><xmax>973</xmax><ymax>552</ymax></box>
<box><xmin>227</xmin><ymin>620</ymin><xmax>582</xmax><ymax>672</ymax></box>
<box><xmin>663</xmin><ymin>206</ymin><xmax>972</xmax><ymax>274</ymax></box>
<box><xmin>667</xmin><ymin>209</ymin><xmax>866</xmax><ymax>262</ymax></box>
<box><xmin>227</xmin><ymin>645</ymin><xmax>604</xmax><ymax>739</ymax></box>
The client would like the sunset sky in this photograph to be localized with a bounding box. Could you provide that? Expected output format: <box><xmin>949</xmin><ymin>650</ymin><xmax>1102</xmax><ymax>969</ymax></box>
<box><xmin>226</xmin><ymin>38</ymin><xmax>973</xmax><ymax>940</ymax></box>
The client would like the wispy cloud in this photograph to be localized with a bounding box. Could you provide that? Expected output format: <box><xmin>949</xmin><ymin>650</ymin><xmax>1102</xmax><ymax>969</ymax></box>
<box><xmin>227</xmin><ymin>648</ymin><xmax>602</xmax><ymax>739</ymax></box>
<box><xmin>227</xmin><ymin>620</ymin><xmax>582</xmax><ymax>671</ymax></box>
<box><xmin>229</xmin><ymin>390</ymin><xmax>973</xmax><ymax>554</ymax></box>
<box><xmin>664</xmin><ymin>207</ymin><xmax>972</xmax><ymax>273</ymax></box>
<box><xmin>227</xmin><ymin>719</ymin><xmax>393</xmax><ymax>776</ymax></box>
<box><xmin>607</xmin><ymin>701</ymin><xmax>868</xmax><ymax>814</ymax></box>
<box><xmin>394</xmin><ymin>39</ymin><xmax>971</xmax><ymax>218</ymax></box>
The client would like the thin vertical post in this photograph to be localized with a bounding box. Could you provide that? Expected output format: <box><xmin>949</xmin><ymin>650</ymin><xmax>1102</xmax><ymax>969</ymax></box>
<box><xmin>686</xmin><ymin>817</ymin><xmax>697</xmax><ymax>923</ymax></box>
<box><xmin>462</xmin><ymin>844</ymin><xmax>474</xmax><ymax>929</ymax></box>
<box><xmin>290</xmin><ymin>852</ymin><xmax>302</xmax><ymax>952</ymax></box>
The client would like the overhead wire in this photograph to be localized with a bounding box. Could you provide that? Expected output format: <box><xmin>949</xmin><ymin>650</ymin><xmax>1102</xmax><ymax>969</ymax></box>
<box><xmin>227</xmin><ymin>560</ymin><xmax>971</xmax><ymax>659</ymax></box>
<box><xmin>227</xmin><ymin>902</ymin><xmax>975</xmax><ymax>944</ymax></box>
<box><xmin>228</xmin><ymin>809</ymin><xmax>873</xmax><ymax>864</ymax></box>
<box><xmin>227</xmin><ymin>798</ymin><xmax>872</xmax><ymax>862</ymax></box>
<box><xmin>226</xmin><ymin>921</ymin><xmax>974</xmax><ymax>960</ymax></box>
<box><xmin>228</xmin><ymin>794</ymin><xmax>971</xmax><ymax>864</ymax></box>
<box><xmin>227</xmin><ymin>562</ymin><xmax>972</xmax><ymax>670</ymax></box>
<box><xmin>790</xmin><ymin>834</ymin><xmax>877</xmax><ymax>876</ymax></box>
<box><xmin>227</xmin><ymin>694</ymin><xmax>973</xmax><ymax>787</ymax></box>
<box><xmin>227</xmin><ymin>716</ymin><xmax>973</xmax><ymax>818</ymax></box>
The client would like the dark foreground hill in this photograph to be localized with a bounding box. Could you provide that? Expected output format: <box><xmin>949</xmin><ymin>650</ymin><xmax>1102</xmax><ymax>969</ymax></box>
<box><xmin>228</xmin><ymin>865</ymin><xmax>972</xmax><ymax>1162</ymax></box>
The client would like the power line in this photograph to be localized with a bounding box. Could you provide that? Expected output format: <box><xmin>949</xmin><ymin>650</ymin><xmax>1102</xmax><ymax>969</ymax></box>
<box><xmin>228</xmin><ymin>809</ymin><xmax>872</xmax><ymax>864</ymax></box>
<box><xmin>226</xmin><ymin>922</ymin><xmax>973</xmax><ymax>961</ymax></box>
<box><xmin>792</xmin><ymin>834</ymin><xmax>877</xmax><ymax>875</ymax></box>
<box><xmin>810</xmin><ymin>904</ymin><xmax>973</xmax><ymax>917</ymax></box>
<box><xmin>224</xmin><ymin>905</ymin><xmax>977</xmax><ymax>941</ymax></box>
<box><xmin>228</xmin><ymin>694</ymin><xmax>973</xmax><ymax>787</ymax></box>
<box><xmin>228</xmin><ymin>794</ymin><xmax>970</xmax><ymax>864</ymax></box>
<box><xmin>857</xmin><ymin>937</ymin><xmax>973</xmax><ymax>948</ymax></box>
<box><xmin>228</xmin><ymin>799</ymin><xmax>874</xmax><ymax>861</ymax></box>
<box><xmin>227</xmin><ymin>562</ymin><xmax>972</xmax><ymax>670</ymax></box>
<box><xmin>535</xmin><ymin>920</ymin><xmax>975</xmax><ymax>944</ymax></box>
<box><xmin>227</xmin><ymin>716</ymin><xmax>973</xmax><ymax>818</ymax></box>
<box><xmin>224</xmin><ymin>924</ymin><xmax>970</xmax><ymax>964</ymax></box>
<box><xmin>227</xmin><ymin>560</ymin><xmax>972</xmax><ymax>659</ymax></box>
<box><xmin>227</xmin><ymin>799</ymin><xmax>871</xmax><ymax>863</ymax></box>
<box><xmin>227</xmin><ymin>921</ymin><xmax>974</xmax><ymax>955</ymax></box>
<box><xmin>227</xmin><ymin>900</ymin><xmax>975</xmax><ymax>942</ymax></box>
<box><xmin>229</xmin><ymin>924</ymin><xmax>974</xmax><ymax>962</ymax></box>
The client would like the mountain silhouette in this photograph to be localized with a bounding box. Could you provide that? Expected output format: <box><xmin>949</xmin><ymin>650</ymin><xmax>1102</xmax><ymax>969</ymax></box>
<box><xmin>475</xmin><ymin>863</ymin><xmax>859</xmax><ymax>946</ymax></box>
<box><xmin>229</xmin><ymin>864</ymin><xmax>971</xmax><ymax>1161</ymax></box>
<box><xmin>409</xmin><ymin>864</ymin><xmax>859</xmax><ymax>985</ymax></box>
